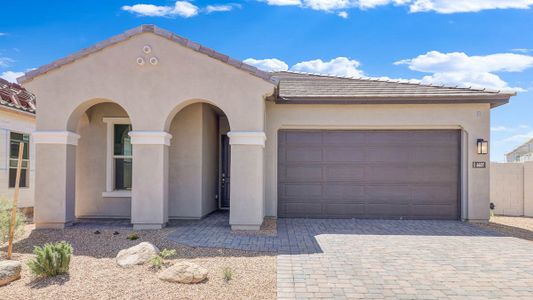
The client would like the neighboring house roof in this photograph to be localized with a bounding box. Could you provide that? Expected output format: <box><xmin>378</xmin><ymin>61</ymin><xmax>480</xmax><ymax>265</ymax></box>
<box><xmin>17</xmin><ymin>24</ymin><xmax>277</xmax><ymax>85</ymax></box>
<box><xmin>506</xmin><ymin>138</ymin><xmax>533</xmax><ymax>156</ymax></box>
<box><xmin>271</xmin><ymin>71</ymin><xmax>515</xmax><ymax>107</ymax></box>
<box><xmin>0</xmin><ymin>78</ymin><xmax>36</xmax><ymax>114</ymax></box>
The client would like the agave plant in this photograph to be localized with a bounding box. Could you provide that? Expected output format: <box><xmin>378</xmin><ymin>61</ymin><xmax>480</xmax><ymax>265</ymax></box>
<box><xmin>27</xmin><ymin>241</ymin><xmax>73</xmax><ymax>277</ymax></box>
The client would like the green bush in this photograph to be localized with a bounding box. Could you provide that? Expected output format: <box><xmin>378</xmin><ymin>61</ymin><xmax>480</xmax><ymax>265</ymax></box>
<box><xmin>149</xmin><ymin>248</ymin><xmax>177</xmax><ymax>270</ymax></box>
<box><xmin>27</xmin><ymin>241</ymin><xmax>73</xmax><ymax>277</ymax></box>
<box><xmin>223</xmin><ymin>267</ymin><xmax>233</xmax><ymax>282</ymax></box>
<box><xmin>0</xmin><ymin>198</ymin><xmax>26</xmax><ymax>244</ymax></box>
<box><xmin>127</xmin><ymin>233</ymin><xmax>139</xmax><ymax>240</ymax></box>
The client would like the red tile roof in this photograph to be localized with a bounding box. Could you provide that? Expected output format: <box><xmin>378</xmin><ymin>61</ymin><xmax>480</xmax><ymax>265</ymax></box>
<box><xmin>0</xmin><ymin>78</ymin><xmax>36</xmax><ymax>114</ymax></box>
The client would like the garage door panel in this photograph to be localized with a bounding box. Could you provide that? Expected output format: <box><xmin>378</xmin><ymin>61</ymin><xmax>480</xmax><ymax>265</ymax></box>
<box><xmin>324</xmin><ymin>184</ymin><xmax>365</xmax><ymax>199</ymax></box>
<box><xmin>322</xmin><ymin>131</ymin><xmax>367</xmax><ymax>145</ymax></box>
<box><xmin>366</xmin><ymin>147</ymin><xmax>410</xmax><ymax>162</ymax></box>
<box><xmin>411</xmin><ymin>204</ymin><xmax>457</xmax><ymax>219</ymax></box>
<box><xmin>286</xmin><ymin>147</ymin><xmax>322</xmax><ymax>162</ymax></box>
<box><xmin>284</xmin><ymin>131</ymin><xmax>322</xmax><ymax>144</ymax></box>
<box><xmin>324</xmin><ymin>203</ymin><xmax>366</xmax><ymax>217</ymax></box>
<box><xmin>282</xmin><ymin>203</ymin><xmax>322</xmax><ymax>217</ymax></box>
<box><xmin>365</xmin><ymin>165</ymin><xmax>411</xmax><ymax>182</ymax></box>
<box><xmin>365</xmin><ymin>204</ymin><xmax>411</xmax><ymax>216</ymax></box>
<box><xmin>278</xmin><ymin>130</ymin><xmax>460</xmax><ymax>220</ymax></box>
<box><xmin>324</xmin><ymin>147</ymin><xmax>366</xmax><ymax>162</ymax></box>
<box><xmin>284</xmin><ymin>165</ymin><xmax>323</xmax><ymax>181</ymax></box>
<box><xmin>412</xmin><ymin>185</ymin><xmax>457</xmax><ymax>204</ymax></box>
<box><xmin>365</xmin><ymin>185</ymin><xmax>412</xmax><ymax>204</ymax></box>
<box><xmin>284</xmin><ymin>184</ymin><xmax>323</xmax><ymax>198</ymax></box>
<box><xmin>325</xmin><ymin>165</ymin><xmax>365</xmax><ymax>180</ymax></box>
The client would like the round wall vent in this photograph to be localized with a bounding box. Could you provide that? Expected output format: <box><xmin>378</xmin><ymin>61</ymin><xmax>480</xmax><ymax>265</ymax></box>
<box><xmin>143</xmin><ymin>45</ymin><xmax>152</xmax><ymax>54</ymax></box>
<box><xmin>149</xmin><ymin>57</ymin><xmax>159</xmax><ymax>65</ymax></box>
<box><xmin>136</xmin><ymin>57</ymin><xmax>145</xmax><ymax>66</ymax></box>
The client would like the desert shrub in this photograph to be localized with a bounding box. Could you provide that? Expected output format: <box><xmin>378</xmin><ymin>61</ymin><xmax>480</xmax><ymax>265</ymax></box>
<box><xmin>0</xmin><ymin>198</ymin><xmax>26</xmax><ymax>244</ymax></box>
<box><xmin>159</xmin><ymin>248</ymin><xmax>177</xmax><ymax>259</ymax></box>
<box><xmin>223</xmin><ymin>267</ymin><xmax>233</xmax><ymax>282</ymax></box>
<box><xmin>127</xmin><ymin>233</ymin><xmax>139</xmax><ymax>240</ymax></box>
<box><xmin>149</xmin><ymin>248</ymin><xmax>177</xmax><ymax>270</ymax></box>
<box><xmin>27</xmin><ymin>241</ymin><xmax>73</xmax><ymax>277</ymax></box>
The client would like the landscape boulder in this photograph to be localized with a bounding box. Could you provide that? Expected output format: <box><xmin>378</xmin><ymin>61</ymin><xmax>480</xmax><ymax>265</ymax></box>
<box><xmin>116</xmin><ymin>242</ymin><xmax>159</xmax><ymax>267</ymax></box>
<box><xmin>0</xmin><ymin>260</ymin><xmax>22</xmax><ymax>286</ymax></box>
<box><xmin>158</xmin><ymin>261</ymin><xmax>208</xmax><ymax>284</ymax></box>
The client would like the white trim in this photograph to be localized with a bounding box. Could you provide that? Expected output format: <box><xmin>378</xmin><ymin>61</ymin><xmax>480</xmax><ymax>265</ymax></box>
<box><xmin>33</xmin><ymin>131</ymin><xmax>80</xmax><ymax>145</ymax></box>
<box><xmin>227</xmin><ymin>131</ymin><xmax>266</xmax><ymax>147</ymax></box>
<box><xmin>102</xmin><ymin>190</ymin><xmax>132</xmax><ymax>198</ymax></box>
<box><xmin>104</xmin><ymin>118</ymin><xmax>133</xmax><ymax>193</ymax></box>
<box><xmin>128</xmin><ymin>131</ymin><xmax>172</xmax><ymax>146</ymax></box>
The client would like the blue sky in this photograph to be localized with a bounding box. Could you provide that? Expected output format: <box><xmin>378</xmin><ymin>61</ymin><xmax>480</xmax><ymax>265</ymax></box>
<box><xmin>1</xmin><ymin>0</ymin><xmax>532</xmax><ymax>161</ymax></box>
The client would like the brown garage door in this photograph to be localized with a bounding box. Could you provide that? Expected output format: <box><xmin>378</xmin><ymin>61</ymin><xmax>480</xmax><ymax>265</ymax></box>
<box><xmin>278</xmin><ymin>130</ymin><xmax>460</xmax><ymax>219</ymax></box>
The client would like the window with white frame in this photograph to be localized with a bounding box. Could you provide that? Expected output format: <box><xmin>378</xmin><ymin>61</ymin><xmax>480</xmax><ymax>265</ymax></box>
<box><xmin>103</xmin><ymin>118</ymin><xmax>132</xmax><ymax>196</ymax></box>
<box><xmin>9</xmin><ymin>131</ymin><xmax>30</xmax><ymax>188</ymax></box>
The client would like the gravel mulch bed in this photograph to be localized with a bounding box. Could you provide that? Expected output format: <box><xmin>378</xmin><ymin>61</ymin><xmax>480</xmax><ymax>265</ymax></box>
<box><xmin>0</xmin><ymin>224</ymin><xmax>276</xmax><ymax>300</ymax></box>
<box><xmin>473</xmin><ymin>216</ymin><xmax>533</xmax><ymax>242</ymax></box>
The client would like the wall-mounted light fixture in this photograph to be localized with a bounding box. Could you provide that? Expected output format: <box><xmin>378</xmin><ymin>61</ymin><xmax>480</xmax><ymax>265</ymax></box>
<box><xmin>477</xmin><ymin>139</ymin><xmax>488</xmax><ymax>155</ymax></box>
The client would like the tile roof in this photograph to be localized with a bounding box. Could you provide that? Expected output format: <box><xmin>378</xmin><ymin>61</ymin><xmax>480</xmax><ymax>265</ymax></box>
<box><xmin>272</xmin><ymin>71</ymin><xmax>515</xmax><ymax>107</ymax></box>
<box><xmin>18</xmin><ymin>24</ymin><xmax>278</xmax><ymax>85</ymax></box>
<box><xmin>0</xmin><ymin>78</ymin><xmax>36</xmax><ymax>114</ymax></box>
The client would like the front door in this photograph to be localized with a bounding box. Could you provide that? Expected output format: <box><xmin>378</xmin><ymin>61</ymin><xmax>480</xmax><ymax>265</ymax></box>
<box><xmin>220</xmin><ymin>134</ymin><xmax>231</xmax><ymax>209</ymax></box>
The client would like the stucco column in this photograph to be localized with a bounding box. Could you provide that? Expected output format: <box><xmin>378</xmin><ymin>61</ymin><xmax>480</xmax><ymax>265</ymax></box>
<box><xmin>228</xmin><ymin>131</ymin><xmax>266</xmax><ymax>230</ymax></box>
<box><xmin>33</xmin><ymin>131</ymin><xmax>80</xmax><ymax>229</ymax></box>
<box><xmin>129</xmin><ymin>131</ymin><xmax>172</xmax><ymax>229</ymax></box>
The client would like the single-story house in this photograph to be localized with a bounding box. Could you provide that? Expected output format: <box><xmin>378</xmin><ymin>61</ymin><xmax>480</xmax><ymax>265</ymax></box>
<box><xmin>0</xmin><ymin>79</ymin><xmax>36</xmax><ymax>210</ymax></box>
<box><xmin>18</xmin><ymin>25</ymin><xmax>514</xmax><ymax>230</ymax></box>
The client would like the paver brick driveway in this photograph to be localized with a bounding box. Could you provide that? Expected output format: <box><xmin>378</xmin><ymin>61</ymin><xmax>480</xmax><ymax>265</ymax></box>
<box><xmin>169</xmin><ymin>213</ymin><xmax>533</xmax><ymax>299</ymax></box>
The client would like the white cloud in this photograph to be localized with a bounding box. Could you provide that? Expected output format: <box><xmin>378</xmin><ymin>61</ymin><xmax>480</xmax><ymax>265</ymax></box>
<box><xmin>0</xmin><ymin>71</ymin><xmax>25</xmax><ymax>83</ymax></box>
<box><xmin>243</xmin><ymin>58</ymin><xmax>289</xmax><ymax>72</ymax></box>
<box><xmin>0</xmin><ymin>33</ymin><xmax>6</xmax><ymax>36</ymax></box>
<box><xmin>491</xmin><ymin>125</ymin><xmax>530</xmax><ymax>132</ymax></box>
<box><xmin>266</xmin><ymin>0</ymin><xmax>302</xmax><ymax>5</ymax></box>
<box><xmin>409</xmin><ymin>0</ymin><xmax>533</xmax><ymax>14</ymax></box>
<box><xmin>338</xmin><ymin>11</ymin><xmax>349</xmax><ymax>17</ymax></box>
<box><xmin>0</xmin><ymin>57</ymin><xmax>13</xmax><ymax>68</ymax></box>
<box><xmin>511</xmin><ymin>48</ymin><xmax>533</xmax><ymax>53</ymax></box>
<box><xmin>260</xmin><ymin>0</ymin><xmax>533</xmax><ymax>14</ymax></box>
<box><xmin>395</xmin><ymin>51</ymin><xmax>533</xmax><ymax>91</ymax></box>
<box><xmin>122</xmin><ymin>1</ymin><xmax>199</xmax><ymax>17</ymax></box>
<box><xmin>292</xmin><ymin>57</ymin><xmax>364</xmax><ymax>77</ymax></box>
<box><xmin>244</xmin><ymin>57</ymin><xmax>364</xmax><ymax>77</ymax></box>
<box><xmin>205</xmin><ymin>4</ymin><xmax>241</xmax><ymax>13</ymax></box>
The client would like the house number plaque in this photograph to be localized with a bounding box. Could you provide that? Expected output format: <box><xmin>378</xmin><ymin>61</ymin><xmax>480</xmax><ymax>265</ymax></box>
<box><xmin>472</xmin><ymin>162</ymin><xmax>486</xmax><ymax>168</ymax></box>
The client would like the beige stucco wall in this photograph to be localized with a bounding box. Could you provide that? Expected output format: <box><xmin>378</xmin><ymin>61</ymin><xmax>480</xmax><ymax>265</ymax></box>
<box><xmin>0</xmin><ymin>109</ymin><xmax>35</xmax><ymax>208</ymax></box>
<box><xmin>490</xmin><ymin>162</ymin><xmax>524</xmax><ymax>216</ymax></box>
<box><xmin>76</xmin><ymin>103</ymin><xmax>131</xmax><ymax>218</ymax></box>
<box><xmin>490</xmin><ymin>161</ymin><xmax>533</xmax><ymax>217</ymax></box>
<box><xmin>23</xmin><ymin>32</ymin><xmax>274</xmax><ymax>133</ymax></box>
<box><xmin>168</xmin><ymin>103</ymin><xmax>218</xmax><ymax>218</ymax></box>
<box><xmin>26</xmin><ymin>31</ymin><xmax>273</xmax><ymax>229</ymax></box>
<box><xmin>265</xmin><ymin>102</ymin><xmax>491</xmax><ymax>221</ymax></box>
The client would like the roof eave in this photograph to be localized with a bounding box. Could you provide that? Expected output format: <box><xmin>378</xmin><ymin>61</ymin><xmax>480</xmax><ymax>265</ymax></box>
<box><xmin>275</xmin><ymin>96</ymin><xmax>510</xmax><ymax>108</ymax></box>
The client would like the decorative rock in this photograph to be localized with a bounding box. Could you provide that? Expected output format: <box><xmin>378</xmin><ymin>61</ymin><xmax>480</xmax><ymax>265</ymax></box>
<box><xmin>116</xmin><ymin>242</ymin><xmax>159</xmax><ymax>267</ymax></box>
<box><xmin>0</xmin><ymin>260</ymin><xmax>22</xmax><ymax>286</ymax></box>
<box><xmin>158</xmin><ymin>261</ymin><xmax>208</xmax><ymax>284</ymax></box>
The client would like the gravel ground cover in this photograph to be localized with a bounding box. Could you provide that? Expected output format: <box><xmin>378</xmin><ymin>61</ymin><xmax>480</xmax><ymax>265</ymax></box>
<box><xmin>0</xmin><ymin>224</ymin><xmax>276</xmax><ymax>300</ymax></box>
<box><xmin>473</xmin><ymin>216</ymin><xmax>533</xmax><ymax>241</ymax></box>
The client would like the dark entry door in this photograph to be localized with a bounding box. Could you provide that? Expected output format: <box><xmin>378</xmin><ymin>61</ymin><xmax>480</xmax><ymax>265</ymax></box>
<box><xmin>220</xmin><ymin>134</ymin><xmax>231</xmax><ymax>209</ymax></box>
<box><xmin>277</xmin><ymin>130</ymin><xmax>460</xmax><ymax>219</ymax></box>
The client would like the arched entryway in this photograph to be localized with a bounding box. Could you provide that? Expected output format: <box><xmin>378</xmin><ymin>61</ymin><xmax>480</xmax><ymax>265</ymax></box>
<box><xmin>73</xmin><ymin>101</ymin><xmax>133</xmax><ymax>219</ymax></box>
<box><xmin>166</xmin><ymin>101</ymin><xmax>231</xmax><ymax>220</ymax></box>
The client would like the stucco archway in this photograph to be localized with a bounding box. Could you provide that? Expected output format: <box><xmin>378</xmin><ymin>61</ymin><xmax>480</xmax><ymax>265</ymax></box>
<box><xmin>166</xmin><ymin>101</ymin><xmax>231</xmax><ymax>220</ymax></box>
